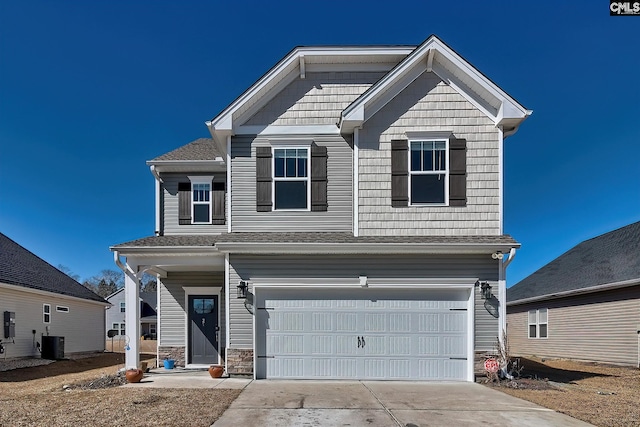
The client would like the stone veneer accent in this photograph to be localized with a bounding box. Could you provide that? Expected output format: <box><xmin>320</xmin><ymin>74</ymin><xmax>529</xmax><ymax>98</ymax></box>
<box><xmin>158</xmin><ymin>346</ymin><xmax>185</xmax><ymax>367</ymax></box>
<box><xmin>226</xmin><ymin>348</ymin><xmax>253</xmax><ymax>375</ymax></box>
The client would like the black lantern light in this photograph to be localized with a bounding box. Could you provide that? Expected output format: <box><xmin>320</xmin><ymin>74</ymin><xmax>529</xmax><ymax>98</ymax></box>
<box><xmin>480</xmin><ymin>281</ymin><xmax>493</xmax><ymax>300</ymax></box>
<box><xmin>237</xmin><ymin>280</ymin><xmax>248</xmax><ymax>299</ymax></box>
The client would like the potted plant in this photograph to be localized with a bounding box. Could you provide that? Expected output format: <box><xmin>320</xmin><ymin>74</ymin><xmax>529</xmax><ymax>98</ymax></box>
<box><xmin>125</xmin><ymin>368</ymin><xmax>144</xmax><ymax>383</ymax></box>
<box><xmin>208</xmin><ymin>364</ymin><xmax>224</xmax><ymax>378</ymax></box>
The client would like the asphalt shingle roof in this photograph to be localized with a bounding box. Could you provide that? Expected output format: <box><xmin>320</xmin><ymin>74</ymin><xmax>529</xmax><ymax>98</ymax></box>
<box><xmin>149</xmin><ymin>138</ymin><xmax>221</xmax><ymax>162</ymax></box>
<box><xmin>507</xmin><ymin>221</ymin><xmax>640</xmax><ymax>303</ymax></box>
<box><xmin>0</xmin><ymin>233</ymin><xmax>108</xmax><ymax>303</ymax></box>
<box><xmin>112</xmin><ymin>233</ymin><xmax>519</xmax><ymax>247</ymax></box>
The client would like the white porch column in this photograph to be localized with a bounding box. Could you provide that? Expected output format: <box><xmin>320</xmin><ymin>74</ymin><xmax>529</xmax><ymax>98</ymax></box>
<box><xmin>498</xmin><ymin>264</ymin><xmax>507</xmax><ymax>345</ymax></box>
<box><xmin>124</xmin><ymin>262</ymin><xmax>140</xmax><ymax>370</ymax></box>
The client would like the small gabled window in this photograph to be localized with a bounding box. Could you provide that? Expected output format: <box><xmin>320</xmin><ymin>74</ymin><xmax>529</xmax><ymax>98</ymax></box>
<box><xmin>273</xmin><ymin>148</ymin><xmax>309</xmax><ymax>210</ymax></box>
<box><xmin>528</xmin><ymin>308</ymin><xmax>548</xmax><ymax>338</ymax></box>
<box><xmin>43</xmin><ymin>304</ymin><xmax>51</xmax><ymax>324</ymax></box>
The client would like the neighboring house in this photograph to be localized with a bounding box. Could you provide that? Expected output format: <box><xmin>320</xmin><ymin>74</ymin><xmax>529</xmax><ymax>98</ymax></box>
<box><xmin>105</xmin><ymin>289</ymin><xmax>157</xmax><ymax>339</ymax></box>
<box><xmin>507</xmin><ymin>221</ymin><xmax>640</xmax><ymax>367</ymax></box>
<box><xmin>111</xmin><ymin>35</ymin><xmax>531</xmax><ymax>381</ymax></box>
<box><xmin>0</xmin><ymin>232</ymin><xmax>109</xmax><ymax>359</ymax></box>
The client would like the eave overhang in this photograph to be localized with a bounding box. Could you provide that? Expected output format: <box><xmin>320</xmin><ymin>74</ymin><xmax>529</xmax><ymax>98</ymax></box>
<box><xmin>339</xmin><ymin>35</ymin><xmax>532</xmax><ymax>137</ymax></box>
<box><xmin>206</xmin><ymin>46</ymin><xmax>414</xmax><ymax>156</ymax></box>
<box><xmin>145</xmin><ymin>159</ymin><xmax>226</xmax><ymax>174</ymax></box>
<box><xmin>507</xmin><ymin>277</ymin><xmax>640</xmax><ymax>307</ymax></box>
<box><xmin>214</xmin><ymin>242</ymin><xmax>520</xmax><ymax>255</ymax></box>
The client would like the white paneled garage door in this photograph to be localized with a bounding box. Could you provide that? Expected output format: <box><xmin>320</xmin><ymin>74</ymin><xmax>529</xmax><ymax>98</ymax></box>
<box><xmin>255</xmin><ymin>288</ymin><xmax>470</xmax><ymax>381</ymax></box>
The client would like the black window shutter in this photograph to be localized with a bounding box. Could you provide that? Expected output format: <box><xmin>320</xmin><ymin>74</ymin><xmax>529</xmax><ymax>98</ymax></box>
<box><xmin>212</xmin><ymin>182</ymin><xmax>226</xmax><ymax>224</ymax></box>
<box><xmin>178</xmin><ymin>182</ymin><xmax>191</xmax><ymax>224</ymax></box>
<box><xmin>391</xmin><ymin>139</ymin><xmax>408</xmax><ymax>207</ymax></box>
<box><xmin>449</xmin><ymin>137</ymin><xmax>467</xmax><ymax>207</ymax></box>
<box><xmin>255</xmin><ymin>147</ymin><xmax>272</xmax><ymax>212</ymax></box>
<box><xmin>311</xmin><ymin>143</ymin><xmax>328</xmax><ymax>211</ymax></box>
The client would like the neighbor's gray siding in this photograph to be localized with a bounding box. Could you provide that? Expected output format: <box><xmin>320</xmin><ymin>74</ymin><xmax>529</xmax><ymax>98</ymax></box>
<box><xmin>231</xmin><ymin>135</ymin><xmax>352</xmax><ymax>231</ymax></box>
<box><xmin>242</xmin><ymin>71</ymin><xmax>385</xmax><ymax>126</ymax></box>
<box><xmin>0</xmin><ymin>285</ymin><xmax>105</xmax><ymax>358</ymax></box>
<box><xmin>507</xmin><ymin>286</ymin><xmax>640</xmax><ymax>366</ymax></box>
<box><xmin>105</xmin><ymin>290</ymin><xmax>124</xmax><ymax>335</ymax></box>
<box><xmin>228</xmin><ymin>255</ymin><xmax>499</xmax><ymax>350</ymax></box>
<box><xmin>158</xmin><ymin>272</ymin><xmax>225</xmax><ymax>347</ymax></box>
<box><xmin>358</xmin><ymin>71</ymin><xmax>501</xmax><ymax>236</ymax></box>
<box><xmin>161</xmin><ymin>173</ymin><xmax>227</xmax><ymax>235</ymax></box>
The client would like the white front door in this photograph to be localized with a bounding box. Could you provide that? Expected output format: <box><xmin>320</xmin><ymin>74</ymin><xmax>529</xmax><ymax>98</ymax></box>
<box><xmin>255</xmin><ymin>287</ymin><xmax>470</xmax><ymax>380</ymax></box>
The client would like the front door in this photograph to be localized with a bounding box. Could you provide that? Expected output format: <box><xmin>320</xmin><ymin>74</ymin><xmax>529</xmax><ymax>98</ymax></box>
<box><xmin>188</xmin><ymin>295</ymin><xmax>219</xmax><ymax>365</ymax></box>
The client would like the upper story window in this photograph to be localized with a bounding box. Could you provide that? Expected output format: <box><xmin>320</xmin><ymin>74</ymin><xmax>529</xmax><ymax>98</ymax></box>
<box><xmin>391</xmin><ymin>135</ymin><xmax>467</xmax><ymax>208</ymax></box>
<box><xmin>528</xmin><ymin>308</ymin><xmax>548</xmax><ymax>339</ymax></box>
<box><xmin>273</xmin><ymin>148</ymin><xmax>309</xmax><ymax>210</ymax></box>
<box><xmin>409</xmin><ymin>140</ymin><xmax>448</xmax><ymax>205</ymax></box>
<box><xmin>120</xmin><ymin>302</ymin><xmax>126</xmax><ymax>313</ymax></box>
<box><xmin>189</xmin><ymin>176</ymin><xmax>214</xmax><ymax>223</ymax></box>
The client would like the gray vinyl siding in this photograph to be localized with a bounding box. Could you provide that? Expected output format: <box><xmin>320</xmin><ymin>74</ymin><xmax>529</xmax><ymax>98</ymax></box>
<box><xmin>242</xmin><ymin>72</ymin><xmax>385</xmax><ymax>126</ymax></box>
<box><xmin>228</xmin><ymin>255</ymin><xmax>498</xmax><ymax>350</ymax></box>
<box><xmin>161</xmin><ymin>173</ymin><xmax>227</xmax><ymax>235</ymax></box>
<box><xmin>0</xmin><ymin>285</ymin><xmax>105</xmax><ymax>358</ymax></box>
<box><xmin>507</xmin><ymin>286</ymin><xmax>640</xmax><ymax>366</ymax></box>
<box><xmin>358</xmin><ymin>71</ymin><xmax>501</xmax><ymax>236</ymax></box>
<box><xmin>158</xmin><ymin>272</ymin><xmax>225</xmax><ymax>347</ymax></box>
<box><xmin>231</xmin><ymin>135</ymin><xmax>352</xmax><ymax>231</ymax></box>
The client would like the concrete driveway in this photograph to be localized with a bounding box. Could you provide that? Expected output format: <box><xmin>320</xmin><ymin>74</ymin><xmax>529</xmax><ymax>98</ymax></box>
<box><xmin>212</xmin><ymin>381</ymin><xmax>591</xmax><ymax>427</ymax></box>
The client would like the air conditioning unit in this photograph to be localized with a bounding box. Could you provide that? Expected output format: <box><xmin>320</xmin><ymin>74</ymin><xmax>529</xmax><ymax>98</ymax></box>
<box><xmin>41</xmin><ymin>336</ymin><xmax>65</xmax><ymax>360</ymax></box>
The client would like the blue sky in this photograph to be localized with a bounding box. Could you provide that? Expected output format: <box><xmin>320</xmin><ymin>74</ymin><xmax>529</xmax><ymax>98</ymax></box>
<box><xmin>0</xmin><ymin>1</ymin><xmax>638</xmax><ymax>285</ymax></box>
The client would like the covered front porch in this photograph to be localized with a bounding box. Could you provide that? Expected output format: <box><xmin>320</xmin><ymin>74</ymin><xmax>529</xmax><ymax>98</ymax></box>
<box><xmin>110</xmin><ymin>235</ymin><xmax>228</xmax><ymax>371</ymax></box>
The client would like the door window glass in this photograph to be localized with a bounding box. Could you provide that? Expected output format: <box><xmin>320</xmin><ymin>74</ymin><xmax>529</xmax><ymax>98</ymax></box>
<box><xmin>193</xmin><ymin>298</ymin><xmax>215</xmax><ymax>314</ymax></box>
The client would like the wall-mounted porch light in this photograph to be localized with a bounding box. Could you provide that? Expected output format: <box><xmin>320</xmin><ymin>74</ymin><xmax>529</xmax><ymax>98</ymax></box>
<box><xmin>237</xmin><ymin>280</ymin><xmax>248</xmax><ymax>299</ymax></box>
<box><xmin>480</xmin><ymin>281</ymin><xmax>493</xmax><ymax>300</ymax></box>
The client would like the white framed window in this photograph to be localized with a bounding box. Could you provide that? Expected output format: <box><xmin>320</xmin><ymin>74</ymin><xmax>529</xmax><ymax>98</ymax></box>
<box><xmin>149</xmin><ymin>324</ymin><xmax>156</xmax><ymax>337</ymax></box>
<box><xmin>188</xmin><ymin>176</ymin><xmax>213</xmax><ymax>223</ymax></box>
<box><xmin>528</xmin><ymin>308</ymin><xmax>548</xmax><ymax>338</ymax></box>
<box><xmin>43</xmin><ymin>304</ymin><xmax>51</xmax><ymax>324</ymax></box>
<box><xmin>408</xmin><ymin>139</ymin><xmax>448</xmax><ymax>205</ymax></box>
<box><xmin>119</xmin><ymin>302</ymin><xmax>125</xmax><ymax>313</ymax></box>
<box><xmin>273</xmin><ymin>147</ymin><xmax>310</xmax><ymax>210</ymax></box>
<box><xmin>56</xmin><ymin>306</ymin><xmax>69</xmax><ymax>313</ymax></box>
<box><xmin>112</xmin><ymin>322</ymin><xmax>126</xmax><ymax>336</ymax></box>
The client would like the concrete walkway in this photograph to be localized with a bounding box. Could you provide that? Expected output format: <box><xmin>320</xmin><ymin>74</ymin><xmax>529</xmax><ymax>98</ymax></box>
<box><xmin>121</xmin><ymin>368</ymin><xmax>251</xmax><ymax>389</ymax></box>
<box><xmin>212</xmin><ymin>380</ymin><xmax>592</xmax><ymax>427</ymax></box>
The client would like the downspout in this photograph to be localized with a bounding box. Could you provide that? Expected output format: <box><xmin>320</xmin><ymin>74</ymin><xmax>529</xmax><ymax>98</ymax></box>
<box><xmin>499</xmin><ymin>247</ymin><xmax>517</xmax><ymax>379</ymax></box>
<box><xmin>150</xmin><ymin>165</ymin><xmax>163</xmax><ymax>236</ymax></box>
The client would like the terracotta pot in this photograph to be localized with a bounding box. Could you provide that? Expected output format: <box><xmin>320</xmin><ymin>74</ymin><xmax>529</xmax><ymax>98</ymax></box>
<box><xmin>125</xmin><ymin>368</ymin><xmax>144</xmax><ymax>383</ymax></box>
<box><xmin>208</xmin><ymin>365</ymin><xmax>224</xmax><ymax>378</ymax></box>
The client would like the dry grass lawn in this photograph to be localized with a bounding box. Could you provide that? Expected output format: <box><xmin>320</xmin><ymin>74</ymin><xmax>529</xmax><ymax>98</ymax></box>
<box><xmin>0</xmin><ymin>353</ymin><xmax>241</xmax><ymax>426</ymax></box>
<box><xmin>488</xmin><ymin>357</ymin><xmax>640</xmax><ymax>427</ymax></box>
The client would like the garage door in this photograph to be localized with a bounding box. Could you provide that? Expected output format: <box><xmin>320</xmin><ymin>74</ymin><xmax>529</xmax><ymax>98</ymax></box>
<box><xmin>255</xmin><ymin>288</ymin><xmax>469</xmax><ymax>380</ymax></box>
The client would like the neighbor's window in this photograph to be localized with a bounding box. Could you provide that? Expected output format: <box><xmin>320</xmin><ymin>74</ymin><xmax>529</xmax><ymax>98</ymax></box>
<box><xmin>273</xmin><ymin>148</ymin><xmax>309</xmax><ymax>210</ymax></box>
<box><xmin>112</xmin><ymin>322</ymin><xmax>125</xmax><ymax>336</ymax></box>
<box><xmin>409</xmin><ymin>140</ymin><xmax>448</xmax><ymax>205</ymax></box>
<box><xmin>528</xmin><ymin>308</ymin><xmax>548</xmax><ymax>338</ymax></box>
<box><xmin>56</xmin><ymin>306</ymin><xmax>69</xmax><ymax>313</ymax></box>
<box><xmin>43</xmin><ymin>304</ymin><xmax>51</xmax><ymax>324</ymax></box>
<box><xmin>120</xmin><ymin>302</ymin><xmax>126</xmax><ymax>313</ymax></box>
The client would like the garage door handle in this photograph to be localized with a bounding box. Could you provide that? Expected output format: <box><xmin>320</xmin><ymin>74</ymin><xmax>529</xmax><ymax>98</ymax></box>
<box><xmin>357</xmin><ymin>336</ymin><xmax>361</xmax><ymax>348</ymax></box>
<box><xmin>361</xmin><ymin>336</ymin><xmax>365</xmax><ymax>347</ymax></box>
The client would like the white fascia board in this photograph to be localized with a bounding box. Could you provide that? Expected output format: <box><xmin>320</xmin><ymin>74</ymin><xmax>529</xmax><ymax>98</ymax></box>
<box><xmin>0</xmin><ymin>282</ymin><xmax>110</xmax><ymax>307</ymax></box>
<box><xmin>108</xmin><ymin>246</ymin><xmax>221</xmax><ymax>257</ymax></box>
<box><xmin>146</xmin><ymin>160</ymin><xmax>226</xmax><ymax>174</ymax></box>
<box><xmin>214</xmin><ymin>242</ymin><xmax>520</xmax><ymax>255</ymax></box>
<box><xmin>507</xmin><ymin>278</ymin><xmax>640</xmax><ymax>307</ymax></box>
<box><xmin>252</xmin><ymin>277</ymin><xmax>478</xmax><ymax>287</ymax></box>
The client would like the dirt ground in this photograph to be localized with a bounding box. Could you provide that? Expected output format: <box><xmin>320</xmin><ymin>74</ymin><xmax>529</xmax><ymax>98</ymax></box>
<box><xmin>0</xmin><ymin>353</ymin><xmax>241</xmax><ymax>427</ymax></box>
<box><xmin>486</xmin><ymin>356</ymin><xmax>640</xmax><ymax>427</ymax></box>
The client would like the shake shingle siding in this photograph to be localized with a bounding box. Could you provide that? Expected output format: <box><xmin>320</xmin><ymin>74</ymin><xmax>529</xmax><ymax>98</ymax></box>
<box><xmin>231</xmin><ymin>136</ymin><xmax>353</xmax><ymax>232</ymax></box>
<box><xmin>358</xmin><ymin>72</ymin><xmax>500</xmax><ymax>236</ymax></box>
<box><xmin>242</xmin><ymin>72</ymin><xmax>384</xmax><ymax>126</ymax></box>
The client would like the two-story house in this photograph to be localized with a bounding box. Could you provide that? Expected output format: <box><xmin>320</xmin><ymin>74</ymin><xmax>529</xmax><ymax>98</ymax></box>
<box><xmin>105</xmin><ymin>289</ymin><xmax>157</xmax><ymax>340</ymax></box>
<box><xmin>111</xmin><ymin>35</ymin><xmax>530</xmax><ymax>381</ymax></box>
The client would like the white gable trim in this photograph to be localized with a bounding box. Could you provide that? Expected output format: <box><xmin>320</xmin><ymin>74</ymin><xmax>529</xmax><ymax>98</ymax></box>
<box><xmin>340</xmin><ymin>36</ymin><xmax>531</xmax><ymax>136</ymax></box>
